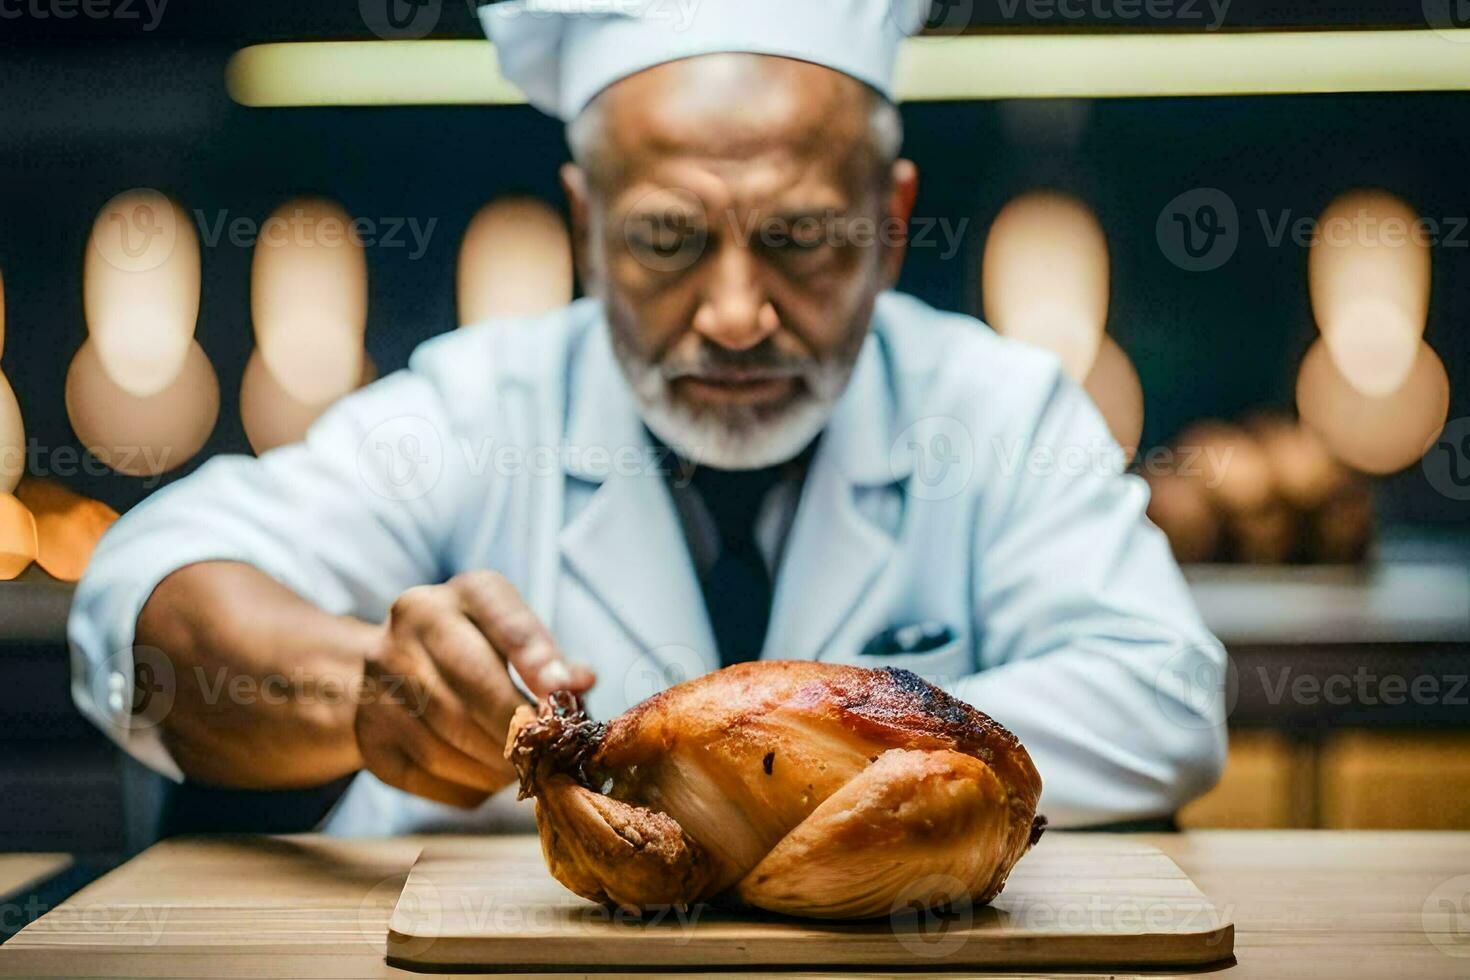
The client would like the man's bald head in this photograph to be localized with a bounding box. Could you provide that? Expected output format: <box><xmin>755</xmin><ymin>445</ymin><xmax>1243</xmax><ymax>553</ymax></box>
<box><xmin>567</xmin><ymin>53</ymin><xmax>902</xmax><ymax>189</ymax></box>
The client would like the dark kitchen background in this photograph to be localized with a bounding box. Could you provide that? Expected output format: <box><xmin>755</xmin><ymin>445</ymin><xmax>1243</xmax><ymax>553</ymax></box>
<box><xmin>0</xmin><ymin>0</ymin><xmax>1466</xmax><ymax>882</ymax></box>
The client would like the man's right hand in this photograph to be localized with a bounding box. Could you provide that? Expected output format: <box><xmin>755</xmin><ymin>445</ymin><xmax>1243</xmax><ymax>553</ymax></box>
<box><xmin>355</xmin><ymin>571</ymin><xmax>595</xmax><ymax>808</ymax></box>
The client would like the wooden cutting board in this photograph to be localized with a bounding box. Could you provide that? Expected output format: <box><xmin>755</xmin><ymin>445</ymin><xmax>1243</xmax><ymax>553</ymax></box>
<box><xmin>386</xmin><ymin>833</ymin><xmax>1233</xmax><ymax>971</ymax></box>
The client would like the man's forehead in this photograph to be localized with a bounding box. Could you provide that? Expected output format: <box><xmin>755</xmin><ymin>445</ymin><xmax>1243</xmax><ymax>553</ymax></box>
<box><xmin>617</xmin><ymin>156</ymin><xmax>852</xmax><ymax>217</ymax></box>
<box><xmin>595</xmin><ymin>53</ymin><xmax>872</xmax><ymax>173</ymax></box>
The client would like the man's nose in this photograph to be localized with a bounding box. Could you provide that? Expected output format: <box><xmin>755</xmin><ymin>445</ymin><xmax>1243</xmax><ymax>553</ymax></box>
<box><xmin>692</xmin><ymin>244</ymin><xmax>778</xmax><ymax>351</ymax></box>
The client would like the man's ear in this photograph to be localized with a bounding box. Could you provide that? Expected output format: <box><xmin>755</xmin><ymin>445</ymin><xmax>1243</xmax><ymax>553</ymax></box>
<box><xmin>560</xmin><ymin>162</ymin><xmax>597</xmax><ymax>293</ymax></box>
<box><xmin>881</xmin><ymin>158</ymin><xmax>919</xmax><ymax>288</ymax></box>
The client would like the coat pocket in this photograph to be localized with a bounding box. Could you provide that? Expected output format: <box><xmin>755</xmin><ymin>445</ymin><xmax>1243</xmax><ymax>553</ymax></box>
<box><xmin>853</xmin><ymin>623</ymin><xmax>972</xmax><ymax>688</ymax></box>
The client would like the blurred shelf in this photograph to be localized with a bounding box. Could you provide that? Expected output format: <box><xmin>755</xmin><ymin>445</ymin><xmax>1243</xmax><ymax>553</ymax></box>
<box><xmin>1186</xmin><ymin>561</ymin><xmax>1470</xmax><ymax>647</ymax></box>
<box><xmin>0</xmin><ymin>569</ymin><xmax>75</xmax><ymax>646</ymax></box>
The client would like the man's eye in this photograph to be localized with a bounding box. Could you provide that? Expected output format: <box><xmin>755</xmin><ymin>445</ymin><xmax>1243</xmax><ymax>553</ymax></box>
<box><xmin>640</xmin><ymin>233</ymin><xmax>697</xmax><ymax>257</ymax></box>
<box><xmin>627</xmin><ymin>215</ymin><xmax>706</xmax><ymax>261</ymax></box>
<box><xmin>766</xmin><ymin>219</ymin><xmax>832</xmax><ymax>256</ymax></box>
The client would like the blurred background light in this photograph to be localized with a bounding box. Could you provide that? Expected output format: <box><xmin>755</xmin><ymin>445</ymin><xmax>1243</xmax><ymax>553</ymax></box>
<box><xmin>1308</xmin><ymin>189</ymin><xmax>1430</xmax><ymax>397</ymax></box>
<box><xmin>240</xmin><ymin>349</ymin><xmax>376</xmax><ymax>455</ymax></box>
<box><xmin>227</xmin><ymin>41</ymin><xmax>519</xmax><ymax>107</ymax></box>
<box><xmin>457</xmin><ymin>197</ymin><xmax>573</xmax><ymax>325</ymax></box>
<box><xmin>82</xmin><ymin>189</ymin><xmax>201</xmax><ymax>398</ymax></box>
<box><xmin>1081</xmin><ymin>336</ymin><xmax>1143</xmax><ymax>458</ymax></box>
<box><xmin>982</xmin><ymin>190</ymin><xmax>1109</xmax><ymax>381</ymax></box>
<box><xmin>250</xmin><ymin>197</ymin><xmax>368</xmax><ymax>406</ymax></box>
<box><xmin>0</xmin><ymin>266</ymin><xmax>14</xmax><ymax>496</ymax></box>
<box><xmin>65</xmin><ymin>338</ymin><xmax>220</xmax><ymax>478</ymax></box>
<box><xmin>0</xmin><ymin>492</ymin><xmax>39</xmax><ymax>581</ymax></box>
<box><xmin>14</xmin><ymin>478</ymin><xmax>118</xmax><ymax>583</ymax></box>
<box><xmin>1296</xmin><ymin>337</ymin><xmax>1450</xmax><ymax>475</ymax></box>
<box><xmin>0</xmin><ymin>369</ymin><xmax>24</xmax><ymax>495</ymax></box>
<box><xmin>227</xmin><ymin>31</ymin><xmax>1470</xmax><ymax>108</ymax></box>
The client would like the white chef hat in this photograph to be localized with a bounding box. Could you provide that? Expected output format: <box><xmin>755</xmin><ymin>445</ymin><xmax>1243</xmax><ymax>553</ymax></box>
<box><xmin>479</xmin><ymin>0</ymin><xmax>931</xmax><ymax>122</ymax></box>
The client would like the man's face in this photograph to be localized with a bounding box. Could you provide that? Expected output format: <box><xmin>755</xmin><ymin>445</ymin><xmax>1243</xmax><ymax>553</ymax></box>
<box><xmin>563</xmin><ymin>54</ymin><xmax>918</xmax><ymax>469</ymax></box>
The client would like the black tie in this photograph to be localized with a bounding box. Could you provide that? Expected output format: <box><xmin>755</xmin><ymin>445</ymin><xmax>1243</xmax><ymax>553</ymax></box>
<box><xmin>688</xmin><ymin>464</ymin><xmax>783</xmax><ymax>667</ymax></box>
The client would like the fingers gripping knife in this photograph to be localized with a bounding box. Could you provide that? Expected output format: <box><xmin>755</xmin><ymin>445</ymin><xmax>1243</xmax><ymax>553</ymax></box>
<box><xmin>506</xmin><ymin>661</ymin><xmax>1045</xmax><ymax>919</ymax></box>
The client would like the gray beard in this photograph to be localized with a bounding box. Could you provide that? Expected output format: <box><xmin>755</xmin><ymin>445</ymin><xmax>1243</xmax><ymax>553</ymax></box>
<box><xmin>609</xmin><ymin>331</ymin><xmax>856</xmax><ymax>471</ymax></box>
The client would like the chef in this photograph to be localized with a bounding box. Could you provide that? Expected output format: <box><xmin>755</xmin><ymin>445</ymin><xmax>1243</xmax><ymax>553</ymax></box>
<box><xmin>70</xmin><ymin>0</ymin><xmax>1226</xmax><ymax>835</ymax></box>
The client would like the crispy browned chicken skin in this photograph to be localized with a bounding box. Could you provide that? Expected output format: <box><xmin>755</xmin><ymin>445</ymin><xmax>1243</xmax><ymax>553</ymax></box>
<box><xmin>506</xmin><ymin>660</ymin><xmax>1043</xmax><ymax>919</ymax></box>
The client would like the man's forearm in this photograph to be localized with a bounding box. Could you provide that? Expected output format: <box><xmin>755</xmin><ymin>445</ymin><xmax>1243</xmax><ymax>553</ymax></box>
<box><xmin>136</xmin><ymin>561</ymin><xmax>380</xmax><ymax>790</ymax></box>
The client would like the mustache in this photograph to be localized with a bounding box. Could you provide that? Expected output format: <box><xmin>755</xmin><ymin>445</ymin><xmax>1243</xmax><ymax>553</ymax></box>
<box><xmin>660</xmin><ymin>342</ymin><xmax>813</xmax><ymax>382</ymax></box>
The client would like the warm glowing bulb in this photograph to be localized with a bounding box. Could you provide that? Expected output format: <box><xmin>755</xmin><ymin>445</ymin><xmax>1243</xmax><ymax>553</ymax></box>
<box><xmin>982</xmin><ymin>191</ymin><xmax>1109</xmax><ymax>381</ymax></box>
<box><xmin>240</xmin><ymin>347</ymin><xmax>377</xmax><ymax>454</ymax></box>
<box><xmin>0</xmin><ymin>492</ymin><xmax>38</xmax><ymax>580</ymax></box>
<box><xmin>1296</xmin><ymin>337</ymin><xmax>1449</xmax><ymax>475</ymax></box>
<box><xmin>1308</xmin><ymin>189</ymin><xmax>1429</xmax><ymax>397</ymax></box>
<box><xmin>65</xmin><ymin>338</ymin><xmax>219</xmax><ymax>478</ymax></box>
<box><xmin>457</xmin><ymin>197</ymin><xmax>573</xmax><ymax>325</ymax></box>
<box><xmin>83</xmin><ymin>189</ymin><xmax>201</xmax><ymax>397</ymax></box>
<box><xmin>251</xmin><ymin>197</ymin><xmax>368</xmax><ymax>404</ymax></box>
<box><xmin>14</xmin><ymin>478</ymin><xmax>119</xmax><ymax>583</ymax></box>
<box><xmin>0</xmin><ymin>372</ymin><xmax>24</xmax><ymax>495</ymax></box>
<box><xmin>1081</xmin><ymin>336</ymin><xmax>1143</xmax><ymax>460</ymax></box>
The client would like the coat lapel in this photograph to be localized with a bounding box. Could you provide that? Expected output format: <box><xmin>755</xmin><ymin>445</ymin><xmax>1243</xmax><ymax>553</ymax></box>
<box><xmin>763</xmin><ymin>327</ymin><xmax>908</xmax><ymax>662</ymax></box>
<box><xmin>557</xmin><ymin>321</ymin><xmax>718</xmax><ymax>669</ymax></box>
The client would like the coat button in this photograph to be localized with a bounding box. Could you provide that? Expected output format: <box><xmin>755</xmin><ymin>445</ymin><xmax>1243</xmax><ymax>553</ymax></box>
<box><xmin>107</xmin><ymin>671</ymin><xmax>127</xmax><ymax>713</ymax></box>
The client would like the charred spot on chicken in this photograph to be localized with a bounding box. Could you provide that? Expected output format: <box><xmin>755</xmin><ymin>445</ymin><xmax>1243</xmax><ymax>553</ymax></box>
<box><xmin>505</xmin><ymin>660</ymin><xmax>1043</xmax><ymax>919</ymax></box>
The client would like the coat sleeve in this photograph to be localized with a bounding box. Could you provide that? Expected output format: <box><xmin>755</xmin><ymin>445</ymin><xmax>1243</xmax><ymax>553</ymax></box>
<box><xmin>950</xmin><ymin>371</ymin><xmax>1228</xmax><ymax>827</ymax></box>
<box><xmin>68</xmin><ymin>370</ymin><xmax>465</xmax><ymax>781</ymax></box>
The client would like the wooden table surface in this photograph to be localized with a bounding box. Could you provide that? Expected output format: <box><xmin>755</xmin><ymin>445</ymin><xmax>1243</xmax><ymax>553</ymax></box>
<box><xmin>0</xmin><ymin>832</ymin><xmax>1465</xmax><ymax>979</ymax></box>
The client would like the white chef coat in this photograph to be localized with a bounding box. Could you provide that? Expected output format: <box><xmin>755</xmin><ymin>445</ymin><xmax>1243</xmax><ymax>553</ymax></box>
<box><xmin>69</xmin><ymin>290</ymin><xmax>1227</xmax><ymax>833</ymax></box>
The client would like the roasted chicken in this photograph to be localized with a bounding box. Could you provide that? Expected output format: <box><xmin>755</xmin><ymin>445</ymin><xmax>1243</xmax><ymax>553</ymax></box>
<box><xmin>506</xmin><ymin>661</ymin><xmax>1044</xmax><ymax>919</ymax></box>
